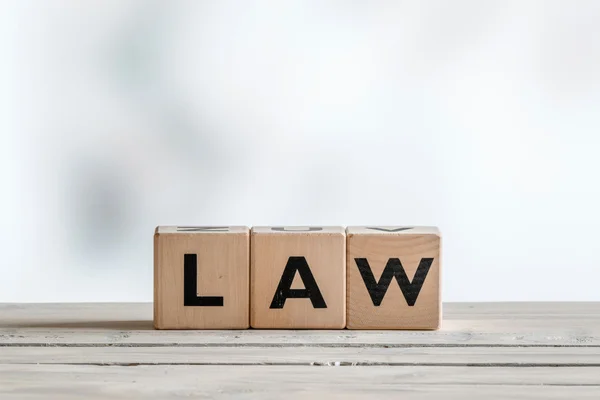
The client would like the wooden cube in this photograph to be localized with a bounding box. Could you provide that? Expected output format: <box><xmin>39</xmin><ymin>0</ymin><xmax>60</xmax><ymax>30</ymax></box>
<box><xmin>154</xmin><ymin>226</ymin><xmax>250</xmax><ymax>329</ymax></box>
<box><xmin>250</xmin><ymin>226</ymin><xmax>346</xmax><ymax>329</ymax></box>
<box><xmin>346</xmin><ymin>226</ymin><xmax>441</xmax><ymax>330</ymax></box>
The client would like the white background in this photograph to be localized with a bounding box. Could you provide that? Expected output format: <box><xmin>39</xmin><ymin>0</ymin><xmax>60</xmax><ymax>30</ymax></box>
<box><xmin>1</xmin><ymin>1</ymin><xmax>598</xmax><ymax>302</ymax></box>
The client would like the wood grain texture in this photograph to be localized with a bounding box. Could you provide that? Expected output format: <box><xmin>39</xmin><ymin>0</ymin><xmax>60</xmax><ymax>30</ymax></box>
<box><xmin>154</xmin><ymin>226</ymin><xmax>250</xmax><ymax>329</ymax></box>
<box><xmin>0</xmin><ymin>365</ymin><xmax>599</xmax><ymax>400</ymax></box>
<box><xmin>346</xmin><ymin>226</ymin><xmax>441</xmax><ymax>329</ymax></box>
<box><xmin>250</xmin><ymin>227</ymin><xmax>346</xmax><ymax>329</ymax></box>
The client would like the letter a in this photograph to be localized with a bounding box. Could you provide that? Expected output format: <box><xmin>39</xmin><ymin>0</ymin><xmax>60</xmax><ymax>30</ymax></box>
<box><xmin>270</xmin><ymin>256</ymin><xmax>327</xmax><ymax>309</ymax></box>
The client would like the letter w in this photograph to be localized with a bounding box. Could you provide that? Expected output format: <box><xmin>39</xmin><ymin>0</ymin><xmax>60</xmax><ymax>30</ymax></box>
<box><xmin>354</xmin><ymin>258</ymin><xmax>433</xmax><ymax>306</ymax></box>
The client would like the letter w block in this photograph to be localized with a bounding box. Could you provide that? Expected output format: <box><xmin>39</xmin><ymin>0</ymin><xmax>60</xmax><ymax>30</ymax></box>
<box><xmin>346</xmin><ymin>226</ymin><xmax>441</xmax><ymax>330</ymax></box>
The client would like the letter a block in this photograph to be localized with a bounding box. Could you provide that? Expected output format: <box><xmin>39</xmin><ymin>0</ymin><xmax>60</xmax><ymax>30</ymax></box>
<box><xmin>346</xmin><ymin>226</ymin><xmax>441</xmax><ymax>330</ymax></box>
<box><xmin>251</xmin><ymin>227</ymin><xmax>346</xmax><ymax>329</ymax></box>
<box><xmin>154</xmin><ymin>226</ymin><xmax>250</xmax><ymax>329</ymax></box>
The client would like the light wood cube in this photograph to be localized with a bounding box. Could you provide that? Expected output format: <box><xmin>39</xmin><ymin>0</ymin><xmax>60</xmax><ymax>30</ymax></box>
<box><xmin>346</xmin><ymin>226</ymin><xmax>441</xmax><ymax>330</ymax></box>
<box><xmin>251</xmin><ymin>226</ymin><xmax>346</xmax><ymax>329</ymax></box>
<box><xmin>154</xmin><ymin>226</ymin><xmax>250</xmax><ymax>329</ymax></box>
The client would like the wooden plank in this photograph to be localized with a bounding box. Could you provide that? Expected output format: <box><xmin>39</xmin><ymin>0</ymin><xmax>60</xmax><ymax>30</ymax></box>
<box><xmin>3</xmin><ymin>302</ymin><xmax>599</xmax><ymax>321</ymax></box>
<box><xmin>2</xmin><ymin>303</ymin><xmax>600</xmax><ymax>398</ymax></box>
<box><xmin>0</xmin><ymin>365</ymin><xmax>598</xmax><ymax>399</ymax></box>
<box><xmin>1</xmin><ymin>303</ymin><xmax>600</xmax><ymax>347</ymax></box>
<box><xmin>3</xmin><ymin>302</ymin><xmax>599</xmax><ymax>326</ymax></box>
<box><xmin>1</xmin><ymin>346</ymin><xmax>600</xmax><ymax>366</ymax></box>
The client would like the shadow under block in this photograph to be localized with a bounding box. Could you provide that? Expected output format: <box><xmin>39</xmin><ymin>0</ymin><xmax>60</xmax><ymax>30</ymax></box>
<box><xmin>250</xmin><ymin>227</ymin><xmax>346</xmax><ymax>329</ymax></box>
<box><xmin>154</xmin><ymin>226</ymin><xmax>250</xmax><ymax>329</ymax></box>
<box><xmin>346</xmin><ymin>226</ymin><xmax>441</xmax><ymax>330</ymax></box>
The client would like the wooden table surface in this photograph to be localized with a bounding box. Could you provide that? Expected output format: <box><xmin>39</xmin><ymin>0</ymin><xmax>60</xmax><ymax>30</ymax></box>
<box><xmin>1</xmin><ymin>303</ymin><xmax>599</xmax><ymax>399</ymax></box>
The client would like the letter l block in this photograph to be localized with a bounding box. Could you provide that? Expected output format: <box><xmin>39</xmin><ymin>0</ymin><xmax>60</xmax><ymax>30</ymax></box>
<box><xmin>251</xmin><ymin>227</ymin><xmax>346</xmax><ymax>329</ymax></box>
<box><xmin>154</xmin><ymin>226</ymin><xmax>250</xmax><ymax>329</ymax></box>
<box><xmin>346</xmin><ymin>226</ymin><xmax>441</xmax><ymax>330</ymax></box>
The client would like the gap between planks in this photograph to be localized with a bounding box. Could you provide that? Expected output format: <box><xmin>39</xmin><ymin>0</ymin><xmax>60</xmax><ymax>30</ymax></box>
<box><xmin>2</xmin><ymin>346</ymin><xmax>600</xmax><ymax>367</ymax></box>
<box><xmin>4</xmin><ymin>362</ymin><xmax>600</xmax><ymax>368</ymax></box>
<box><xmin>2</xmin><ymin>342</ymin><xmax>600</xmax><ymax>348</ymax></box>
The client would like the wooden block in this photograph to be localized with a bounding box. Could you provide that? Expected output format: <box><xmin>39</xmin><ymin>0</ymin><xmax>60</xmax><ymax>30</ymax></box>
<box><xmin>346</xmin><ymin>226</ymin><xmax>441</xmax><ymax>330</ymax></box>
<box><xmin>154</xmin><ymin>226</ymin><xmax>250</xmax><ymax>329</ymax></box>
<box><xmin>250</xmin><ymin>226</ymin><xmax>346</xmax><ymax>329</ymax></box>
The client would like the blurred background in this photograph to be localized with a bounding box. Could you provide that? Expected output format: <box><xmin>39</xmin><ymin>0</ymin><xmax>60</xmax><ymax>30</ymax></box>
<box><xmin>1</xmin><ymin>1</ymin><xmax>598</xmax><ymax>302</ymax></box>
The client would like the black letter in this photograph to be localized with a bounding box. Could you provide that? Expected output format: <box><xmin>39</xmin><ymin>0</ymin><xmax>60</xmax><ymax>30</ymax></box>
<box><xmin>354</xmin><ymin>258</ymin><xmax>433</xmax><ymax>306</ymax></box>
<box><xmin>270</xmin><ymin>256</ymin><xmax>327</xmax><ymax>308</ymax></box>
<box><xmin>366</xmin><ymin>227</ymin><xmax>413</xmax><ymax>232</ymax></box>
<box><xmin>184</xmin><ymin>254</ymin><xmax>224</xmax><ymax>306</ymax></box>
<box><xmin>271</xmin><ymin>227</ymin><xmax>323</xmax><ymax>232</ymax></box>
